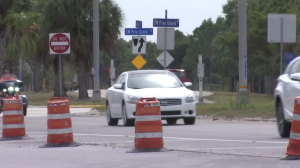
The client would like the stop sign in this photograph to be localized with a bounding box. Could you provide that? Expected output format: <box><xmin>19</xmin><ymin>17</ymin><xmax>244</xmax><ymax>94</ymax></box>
<box><xmin>49</xmin><ymin>33</ymin><xmax>70</xmax><ymax>54</ymax></box>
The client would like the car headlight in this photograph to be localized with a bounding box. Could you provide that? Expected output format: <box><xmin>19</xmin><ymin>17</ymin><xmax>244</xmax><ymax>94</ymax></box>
<box><xmin>127</xmin><ymin>95</ymin><xmax>139</xmax><ymax>104</ymax></box>
<box><xmin>8</xmin><ymin>86</ymin><xmax>14</xmax><ymax>92</ymax></box>
<box><xmin>15</xmin><ymin>87</ymin><xmax>20</xmax><ymax>92</ymax></box>
<box><xmin>3</xmin><ymin>88</ymin><xmax>7</xmax><ymax>92</ymax></box>
<box><xmin>186</xmin><ymin>94</ymin><xmax>196</xmax><ymax>103</ymax></box>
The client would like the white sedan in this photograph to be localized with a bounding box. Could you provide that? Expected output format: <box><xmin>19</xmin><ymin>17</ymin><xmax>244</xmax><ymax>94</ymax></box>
<box><xmin>105</xmin><ymin>70</ymin><xmax>197</xmax><ymax>126</ymax></box>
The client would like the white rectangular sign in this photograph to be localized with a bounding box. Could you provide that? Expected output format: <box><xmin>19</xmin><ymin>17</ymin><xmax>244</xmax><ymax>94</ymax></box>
<box><xmin>110</xmin><ymin>67</ymin><xmax>115</xmax><ymax>78</ymax></box>
<box><xmin>267</xmin><ymin>14</ymin><xmax>296</xmax><ymax>43</ymax></box>
<box><xmin>157</xmin><ymin>28</ymin><xmax>175</xmax><ymax>50</ymax></box>
<box><xmin>197</xmin><ymin>63</ymin><xmax>204</xmax><ymax>78</ymax></box>
<box><xmin>132</xmin><ymin>36</ymin><xmax>146</xmax><ymax>54</ymax></box>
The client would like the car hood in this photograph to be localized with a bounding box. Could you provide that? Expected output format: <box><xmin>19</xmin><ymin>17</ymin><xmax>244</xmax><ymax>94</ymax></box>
<box><xmin>126</xmin><ymin>87</ymin><xmax>193</xmax><ymax>99</ymax></box>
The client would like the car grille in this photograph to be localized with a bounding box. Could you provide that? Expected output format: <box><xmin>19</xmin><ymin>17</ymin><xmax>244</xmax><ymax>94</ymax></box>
<box><xmin>161</xmin><ymin>111</ymin><xmax>181</xmax><ymax>115</ymax></box>
<box><xmin>158</xmin><ymin>99</ymin><xmax>182</xmax><ymax>106</ymax></box>
<box><xmin>133</xmin><ymin>111</ymin><xmax>181</xmax><ymax>116</ymax></box>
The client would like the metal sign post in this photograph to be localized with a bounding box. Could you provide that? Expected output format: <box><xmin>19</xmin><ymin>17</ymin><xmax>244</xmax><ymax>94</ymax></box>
<box><xmin>110</xmin><ymin>59</ymin><xmax>115</xmax><ymax>86</ymax></box>
<box><xmin>197</xmin><ymin>54</ymin><xmax>204</xmax><ymax>104</ymax></box>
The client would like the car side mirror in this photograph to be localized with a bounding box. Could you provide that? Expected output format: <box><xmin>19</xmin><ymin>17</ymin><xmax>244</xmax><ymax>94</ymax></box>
<box><xmin>184</xmin><ymin>82</ymin><xmax>192</xmax><ymax>87</ymax></box>
<box><xmin>290</xmin><ymin>73</ymin><xmax>300</xmax><ymax>81</ymax></box>
<box><xmin>113</xmin><ymin>84</ymin><xmax>123</xmax><ymax>89</ymax></box>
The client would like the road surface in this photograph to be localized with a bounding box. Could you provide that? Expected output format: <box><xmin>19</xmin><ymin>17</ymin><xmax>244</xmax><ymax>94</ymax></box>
<box><xmin>0</xmin><ymin>113</ymin><xmax>298</xmax><ymax>168</ymax></box>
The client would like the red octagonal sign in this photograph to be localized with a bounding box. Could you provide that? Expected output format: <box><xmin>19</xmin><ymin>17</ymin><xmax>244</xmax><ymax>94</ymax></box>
<box><xmin>49</xmin><ymin>33</ymin><xmax>70</xmax><ymax>54</ymax></box>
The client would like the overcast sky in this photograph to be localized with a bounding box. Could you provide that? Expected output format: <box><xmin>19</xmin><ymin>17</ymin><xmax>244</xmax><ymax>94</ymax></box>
<box><xmin>114</xmin><ymin>0</ymin><xmax>229</xmax><ymax>42</ymax></box>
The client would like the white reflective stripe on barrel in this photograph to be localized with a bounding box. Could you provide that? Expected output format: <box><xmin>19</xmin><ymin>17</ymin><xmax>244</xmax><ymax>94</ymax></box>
<box><xmin>47</xmin><ymin>113</ymin><xmax>71</xmax><ymax>120</ymax></box>
<box><xmin>135</xmin><ymin>132</ymin><xmax>163</xmax><ymax>138</ymax></box>
<box><xmin>290</xmin><ymin>132</ymin><xmax>300</xmax><ymax>140</ymax></box>
<box><xmin>48</xmin><ymin>128</ymin><xmax>73</xmax><ymax>135</ymax></box>
<box><xmin>3</xmin><ymin>124</ymin><xmax>25</xmax><ymax>129</ymax></box>
<box><xmin>135</xmin><ymin>115</ymin><xmax>161</xmax><ymax>121</ymax></box>
<box><xmin>3</xmin><ymin>110</ymin><xmax>23</xmax><ymax>115</ymax></box>
<box><xmin>293</xmin><ymin>113</ymin><xmax>300</xmax><ymax>121</ymax></box>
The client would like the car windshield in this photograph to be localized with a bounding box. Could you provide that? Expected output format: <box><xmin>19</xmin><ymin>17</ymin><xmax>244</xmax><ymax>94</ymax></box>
<box><xmin>170</xmin><ymin>71</ymin><xmax>186</xmax><ymax>78</ymax></box>
<box><xmin>127</xmin><ymin>73</ymin><xmax>183</xmax><ymax>89</ymax></box>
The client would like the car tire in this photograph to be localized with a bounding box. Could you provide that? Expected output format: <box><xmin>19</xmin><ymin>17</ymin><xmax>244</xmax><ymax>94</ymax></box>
<box><xmin>106</xmin><ymin>104</ymin><xmax>118</xmax><ymax>126</ymax></box>
<box><xmin>276</xmin><ymin>101</ymin><xmax>291</xmax><ymax>138</ymax></box>
<box><xmin>184</xmin><ymin>117</ymin><xmax>196</xmax><ymax>125</ymax></box>
<box><xmin>166</xmin><ymin>118</ymin><xmax>177</xmax><ymax>125</ymax></box>
<box><xmin>23</xmin><ymin>107</ymin><xmax>27</xmax><ymax>116</ymax></box>
<box><xmin>122</xmin><ymin>103</ymin><xmax>135</xmax><ymax>126</ymax></box>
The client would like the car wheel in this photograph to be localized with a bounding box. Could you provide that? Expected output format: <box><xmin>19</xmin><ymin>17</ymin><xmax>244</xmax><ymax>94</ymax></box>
<box><xmin>106</xmin><ymin>104</ymin><xmax>118</xmax><ymax>126</ymax></box>
<box><xmin>166</xmin><ymin>118</ymin><xmax>177</xmax><ymax>125</ymax></box>
<box><xmin>276</xmin><ymin>101</ymin><xmax>291</xmax><ymax>138</ymax></box>
<box><xmin>23</xmin><ymin>107</ymin><xmax>27</xmax><ymax>116</ymax></box>
<box><xmin>184</xmin><ymin>117</ymin><xmax>196</xmax><ymax>125</ymax></box>
<box><xmin>122</xmin><ymin>103</ymin><xmax>135</xmax><ymax>126</ymax></box>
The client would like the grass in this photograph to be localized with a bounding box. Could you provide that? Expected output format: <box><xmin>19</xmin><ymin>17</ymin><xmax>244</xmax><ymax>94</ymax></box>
<box><xmin>197</xmin><ymin>91</ymin><xmax>275</xmax><ymax>119</ymax></box>
<box><xmin>24</xmin><ymin>91</ymin><xmax>106</xmax><ymax>109</ymax></box>
<box><xmin>24</xmin><ymin>91</ymin><xmax>276</xmax><ymax>119</ymax></box>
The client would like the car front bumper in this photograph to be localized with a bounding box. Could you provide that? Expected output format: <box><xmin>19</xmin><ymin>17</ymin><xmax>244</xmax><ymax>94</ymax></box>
<box><xmin>125</xmin><ymin>102</ymin><xmax>196</xmax><ymax>119</ymax></box>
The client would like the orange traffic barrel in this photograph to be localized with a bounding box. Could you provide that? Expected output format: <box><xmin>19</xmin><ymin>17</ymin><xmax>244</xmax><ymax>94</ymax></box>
<box><xmin>40</xmin><ymin>97</ymin><xmax>80</xmax><ymax>148</ymax></box>
<box><xmin>127</xmin><ymin>97</ymin><xmax>170</xmax><ymax>153</ymax></box>
<box><xmin>282</xmin><ymin>97</ymin><xmax>300</xmax><ymax>160</ymax></box>
<box><xmin>0</xmin><ymin>96</ymin><xmax>30</xmax><ymax>141</ymax></box>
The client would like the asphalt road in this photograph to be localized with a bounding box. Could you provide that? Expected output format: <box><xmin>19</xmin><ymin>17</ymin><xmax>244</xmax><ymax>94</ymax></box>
<box><xmin>0</xmin><ymin>111</ymin><xmax>298</xmax><ymax>168</ymax></box>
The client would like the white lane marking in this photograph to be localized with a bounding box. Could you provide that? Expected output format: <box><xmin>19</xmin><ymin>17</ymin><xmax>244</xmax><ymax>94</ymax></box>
<box><xmin>13</xmin><ymin>132</ymin><xmax>288</xmax><ymax>144</ymax></box>
<box><xmin>189</xmin><ymin>146</ymin><xmax>286</xmax><ymax>150</ymax></box>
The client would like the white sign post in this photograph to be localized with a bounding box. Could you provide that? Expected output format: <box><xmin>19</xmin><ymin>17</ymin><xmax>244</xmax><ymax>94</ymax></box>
<box><xmin>110</xmin><ymin>59</ymin><xmax>115</xmax><ymax>86</ymax></box>
<box><xmin>197</xmin><ymin>54</ymin><xmax>204</xmax><ymax>104</ymax></box>
<box><xmin>267</xmin><ymin>14</ymin><xmax>296</xmax><ymax>74</ymax></box>
<box><xmin>49</xmin><ymin>33</ymin><xmax>70</xmax><ymax>97</ymax></box>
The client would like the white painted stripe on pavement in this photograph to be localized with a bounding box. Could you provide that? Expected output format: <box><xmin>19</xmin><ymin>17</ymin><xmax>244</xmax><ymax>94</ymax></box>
<box><xmin>47</xmin><ymin>113</ymin><xmax>71</xmax><ymax>120</ymax></box>
<box><xmin>135</xmin><ymin>115</ymin><xmax>161</xmax><ymax>121</ymax></box>
<box><xmin>9</xmin><ymin>132</ymin><xmax>289</xmax><ymax>144</ymax></box>
<box><xmin>135</xmin><ymin>132</ymin><xmax>163</xmax><ymax>138</ymax></box>
<box><xmin>3</xmin><ymin>110</ymin><xmax>23</xmax><ymax>115</ymax></box>
<box><xmin>193</xmin><ymin>146</ymin><xmax>287</xmax><ymax>150</ymax></box>
<box><xmin>51</xmin><ymin>42</ymin><xmax>68</xmax><ymax>46</ymax></box>
<box><xmin>293</xmin><ymin>113</ymin><xmax>300</xmax><ymax>121</ymax></box>
<box><xmin>290</xmin><ymin>132</ymin><xmax>300</xmax><ymax>140</ymax></box>
<box><xmin>48</xmin><ymin>128</ymin><xmax>73</xmax><ymax>134</ymax></box>
<box><xmin>3</xmin><ymin>124</ymin><xmax>25</xmax><ymax>129</ymax></box>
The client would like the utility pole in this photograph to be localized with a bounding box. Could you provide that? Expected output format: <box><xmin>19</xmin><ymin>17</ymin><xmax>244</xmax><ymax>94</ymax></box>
<box><xmin>237</xmin><ymin>0</ymin><xmax>249</xmax><ymax>103</ymax></box>
<box><xmin>92</xmin><ymin>0</ymin><xmax>101</xmax><ymax>102</ymax></box>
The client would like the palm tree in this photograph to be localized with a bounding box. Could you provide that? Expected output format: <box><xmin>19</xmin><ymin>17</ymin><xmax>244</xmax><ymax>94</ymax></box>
<box><xmin>40</xmin><ymin>0</ymin><xmax>124</xmax><ymax>98</ymax></box>
<box><xmin>0</xmin><ymin>0</ymin><xmax>35</xmax><ymax>76</ymax></box>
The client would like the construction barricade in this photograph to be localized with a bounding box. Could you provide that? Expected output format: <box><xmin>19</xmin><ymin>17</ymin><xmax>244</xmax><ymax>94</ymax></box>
<box><xmin>40</xmin><ymin>97</ymin><xmax>80</xmax><ymax>148</ymax></box>
<box><xmin>0</xmin><ymin>96</ymin><xmax>30</xmax><ymax>141</ymax></box>
<box><xmin>127</xmin><ymin>97</ymin><xmax>170</xmax><ymax>153</ymax></box>
<box><xmin>282</xmin><ymin>97</ymin><xmax>300</xmax><ymax>160</ymax></box>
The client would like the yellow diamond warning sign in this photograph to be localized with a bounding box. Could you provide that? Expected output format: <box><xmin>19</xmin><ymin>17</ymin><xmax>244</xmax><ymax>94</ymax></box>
<box><xmin>132</xmin><ymin>55</ymin><xmax>146</xmax><ymax>69</ymax></box>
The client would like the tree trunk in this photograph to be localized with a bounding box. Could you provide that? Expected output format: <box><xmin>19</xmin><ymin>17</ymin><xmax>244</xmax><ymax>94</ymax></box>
<box><xmin>53</xmin><ymin>56</ymin><xmax>67</xmax><ymax>97</ymax></box>
<box><xmin>33</xmin><ymin>61</ymin><xmax>44</xmax><ymax>92</ymax></box>
<box><xmin>228</xmin><ymin>75</ymin><xmax>232</xmax><ymax>92</ymax></box>
<box><xmin>78</xmin><ymin>60</ymin><xmax>89</xmax><ymax>99</ymax></box>
<box><xmin>250</xmin><ymin>76</ymin><xmax>255</xmax><ymax>93</ymax></box>
<box><xmin>0</xmin><ymin>33</ymin><xmax>7</xmax><ymax>75</ymax></box>
<box><xmin>264</xmin><ymin>75</ymin><xmax>272</xmax><ymax>95</ymax></box>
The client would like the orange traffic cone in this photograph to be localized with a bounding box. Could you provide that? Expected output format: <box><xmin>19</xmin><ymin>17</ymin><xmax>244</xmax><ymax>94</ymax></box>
<box><xmin>39</xmin><ymin>97</ymin><xmax>80</xmax><ymax>148</ymax></box>
<box><xmin>0</xmin><ymin>96</ymin><xmax>30</xmax><ymax>141</ymax></box>
<box><xmin>127</xmin><ymin>97</ymin><xmax>170</xmax><ymax>153</ymax></box>
<box><xmin>282</xmin><ymin>97</ymin><xmax>300</xmax><ymax>160</ymax></box>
